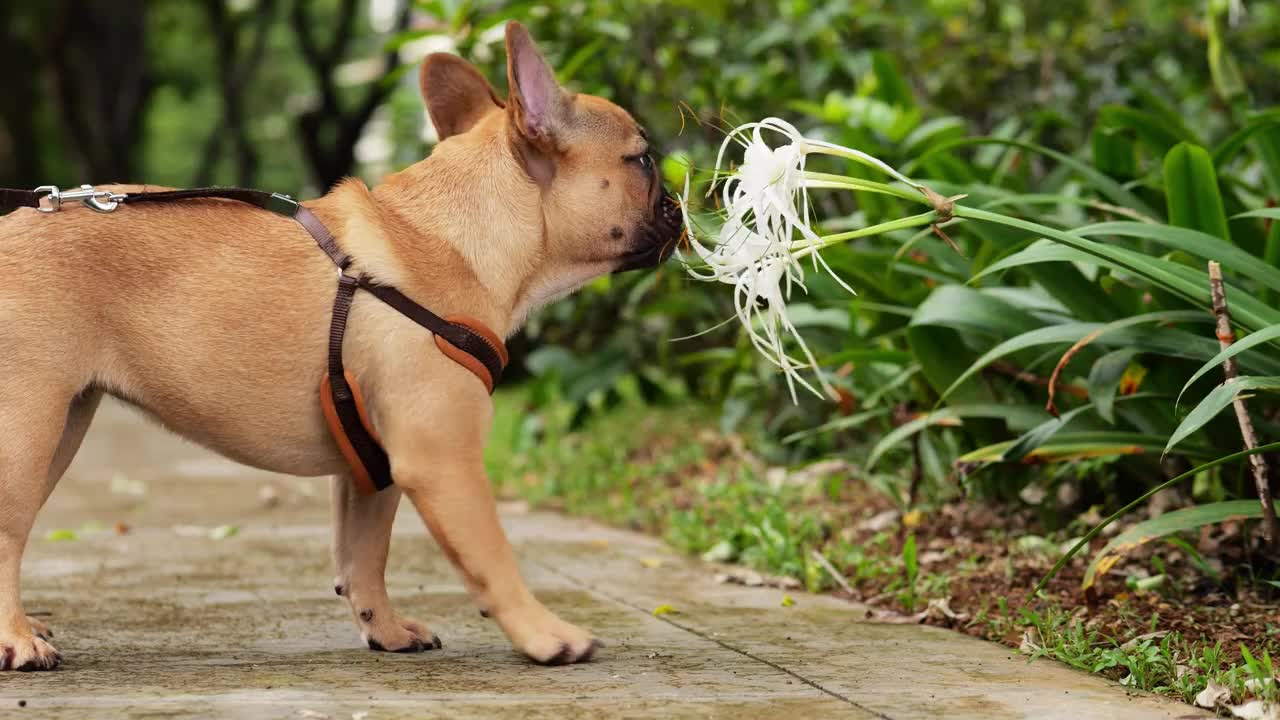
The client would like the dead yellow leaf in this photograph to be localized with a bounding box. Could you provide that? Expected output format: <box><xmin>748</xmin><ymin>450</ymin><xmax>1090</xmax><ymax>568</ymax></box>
<box><xmin>652</xmin><ymin>604</ymin><xmax>677</xmax><ymax>616</ymax></box>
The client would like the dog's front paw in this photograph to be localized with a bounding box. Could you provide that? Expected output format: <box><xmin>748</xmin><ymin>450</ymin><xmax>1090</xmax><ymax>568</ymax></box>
<box><xmin>1</xmin><ymin>634</ymin><xmax>62</xmax><ymax>671</ymax></box>
<box><xmin>360</xmin><ymin>612</ymin><xmax>441</xmax><ymax>653</ymax></box>
<box><xmin>496</xmin><ymin>604</ymin><xmax>600</xmax><ymax>665</ymax></box>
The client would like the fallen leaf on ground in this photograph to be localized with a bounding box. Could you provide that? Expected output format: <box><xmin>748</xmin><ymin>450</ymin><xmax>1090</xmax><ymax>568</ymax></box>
<box><xmin>1245</xmin><ymin>678</ymin><xmax>1276</xmax><ymax>693</ymax></box>
<box><xmin>1229</xmin><ymin>701</ymin><xmax>1280</xmax><ymax>720</ymax></box>
<box><xmin>1120</xmin><ymin>630</ymin><xmax>1169</xmax><ymax>650</ymax></box>
<box><xmin>701</xmin><ymin>540</ymin><xmax>735</xmax><ymax>562</ymax></box>
<box><xmin>109</xmin><ymin>473</ymin><xmax>147</xmax><ymax>497</ymax></box>
<box><xmin>1019</xmin><ymin>483</ymin><xmax>1047</xmax><ymax>505</ymax></box>
<box><xmin>769</xmin><ymin>459</ymin><xmax>856</xmax><ymax>489</ymax></box>
<box><xmin>114</xmin><ymin>522</ymin><xmax>130</xmax><ymax>535</ymax></box>
<box><xmin>259</xmin><ymin>485</ymin><xmax>280</xmax><ymax>509</ymax></box>
<box><xmin>925</xmin><ymin>597</ymin><xmax>968</xmax><ymax>622</ymax></box>
<box><xmin>781</xmin><ymin>594</ymin><xmax>795</xmax><ymax>607</ymax></box>
<box><xmin>45</xmin><ymin>529</ymin><xmax>77</xmax><ymax>542</ymax></box>
<box><xmin>857</xmin><ymin>510</ymin><xmax>899</xmax><ymax>533</ymax></box>
<box><xmin>714</xmin><ymin>568</ymin><xmax>795</xmax><ymax>588</ymax></box>
<box><xmin>1019</xmin><ymin>627</ymin><xmax>1043</xmax><ymax>654</ymax></box>
<box><xmin>902</xmin><ymin>510</ymin><xmax>924</xmax><ymax>528</ymax></box>
<box><xmin>1015</xmin><ymin>535</ymin><xmax>1053</xmax><ymax>554</ymax></box>
<box><xmin>639</xmin><ymin>557</ymin><xmax>663</xmax><ymax>569</ymax></box>
<box><xmin>209</xmin><ymin>525</ymin><xmax>239</xmax><ymax>540</ymax></box>
<box><xmin>1195</xmin><ymin>679</ymin><xmax>1231</xmax><ymax>708</ymax></box>
<box><xmin>652</xmin><ymin>604</ymin><xmax>677</xmax><ymax>616</ymax></box>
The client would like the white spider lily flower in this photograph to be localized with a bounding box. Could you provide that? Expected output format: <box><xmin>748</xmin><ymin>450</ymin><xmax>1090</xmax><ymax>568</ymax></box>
<box><xmin>681</xmin><ymin>117</ymin><xmax>935</xmax><ymax>401</ymax></box>
<box><xmin>679</xmin><ymin>174</ymin><xmax>825</xmax><ymax>401</ymax></box>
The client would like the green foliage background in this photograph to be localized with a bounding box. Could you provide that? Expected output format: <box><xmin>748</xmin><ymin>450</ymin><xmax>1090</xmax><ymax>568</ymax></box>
<box><xmin>3</xmin><ymin>0</ymin><xmax>1280</xmax><ymax>530</ymax></box>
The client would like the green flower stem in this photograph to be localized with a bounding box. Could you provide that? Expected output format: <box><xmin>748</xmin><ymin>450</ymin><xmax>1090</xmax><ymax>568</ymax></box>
<box><xmin>792</xmin><ymin>211</ymin><xmax>938</xmax><ymax>257</ymax></box>
<box><xmin>802</xmin><ymin>143</ymin><xmax>922</xmax><ymax>189</ymax></box>
<box><xmin>801</xmin><ymin>172</ymin><xmax>929</xmax><ymax>204</ymax></box>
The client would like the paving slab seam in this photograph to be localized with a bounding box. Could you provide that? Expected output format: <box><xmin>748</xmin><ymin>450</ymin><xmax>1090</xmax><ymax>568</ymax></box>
<box><xmin>530</xmin><ymin>558</ymin><xmax>895</xmax><ymax>720</ymax></box>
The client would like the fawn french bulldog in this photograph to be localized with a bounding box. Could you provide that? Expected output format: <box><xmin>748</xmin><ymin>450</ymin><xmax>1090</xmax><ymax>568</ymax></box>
<box><xmin>0</xmin><ymin>21</ymin><xmax>680</xmax><ymax>671</ymax></box>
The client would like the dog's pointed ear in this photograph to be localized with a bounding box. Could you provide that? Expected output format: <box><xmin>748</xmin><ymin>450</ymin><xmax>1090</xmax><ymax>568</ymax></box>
<box><xmin>505</xmin><ymin>21</ymin><xmax>567</xmax><ymax>149</ymax></box>
<box><xmin>419</xmin><ymin>53</ymin><xmax>503</xmax><ymax>141</ymax></box>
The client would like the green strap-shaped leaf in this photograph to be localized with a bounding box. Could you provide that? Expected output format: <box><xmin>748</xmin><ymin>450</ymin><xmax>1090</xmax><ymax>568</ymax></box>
<box><xmin>969</xmin><ymin>239</ymin><xmax>1089</xmax><ymax>284</ymax></box>
<box><xmin>1178</xmin><ymin>325</ymin><xmax>1280</xmax><ymax>408</ymax></box>
<box><xmin>935</xmin><ymin>311</ymin><xmax>1209</xmax><ymax>405</ymax></box>
<box><xmin>1163</xmin><ymin>142</ymin><xmax>1231</xmax><ymax>243</ymax></box>
<box><xmin>1096</xmin><ymin>104</ymin><xmax>1197</xmax><ymax>159</ymax></box>
<box><xmin>1084</xmin><ymin>500</ymin><xmax>1277</xmax><ymax>591</ymax></box>
<box><xmin>1076</xmin><ymin>221</ymin><xmax>1280</xmax><ymax>295</ymax></box>
<box><xmin>1092</xmin><ymin>123</ymin><xmax>1138</xmax><ymax>179</ymax></box>
<box><xmin>1089</xmin><ymin>349</ymin><xmax>1141</xmax><ymax>424</ymax></box>
<box><xmin>909</xmin><ymin>285</ymin><xmax>1042</xmax><ymax>337</ymax></box>
<box><xmin>1166</xmin><ymin>376</ymin><xmax>1280</xmax><ymax>454</ymax></box>
<box><xmin>999</xmin><ymin>393</ymin><xmax>1161</xmax><ymax>462</ymax></box>
<box><xmin>910</xmin><ymin>138</ymin><xmax>1159</xmax><ymax>218</ymax></box>
<box><xmin>955</xmin><ymin>207</ymin><xmax>1280</xmax><ymax>331</ymax></box>
<box><xmin>956</xmin><ymin>432</ymin><xmax>1218</xmax><ymax>467</ymax></box>
<box><xmin>1213</xmin><ymin>110</ymin><xmax>1280</xmax><ymax>168</ymax></box>
<box><xmin>866</xmin><ymin>404</ymin><xmax>1050</xmax><ymax>470</ymax></box>
<box><xmin>1233</xmin><ymin>208</ymin><xmax>1280</xmax><ymax>221</ymax></box>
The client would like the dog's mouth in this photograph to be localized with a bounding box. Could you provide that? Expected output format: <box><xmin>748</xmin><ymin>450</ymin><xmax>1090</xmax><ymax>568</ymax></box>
<box><xmin>613</xmin><ymin>191</ymin><xmax>683</xmax><ymax>273</ymax></box>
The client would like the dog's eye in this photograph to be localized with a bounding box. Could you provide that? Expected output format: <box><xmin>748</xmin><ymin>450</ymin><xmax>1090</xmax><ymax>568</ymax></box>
<box><xmin>627</xmin><ymin>153</ymin><xmax>653</xmax><ymax>171</ymax></box>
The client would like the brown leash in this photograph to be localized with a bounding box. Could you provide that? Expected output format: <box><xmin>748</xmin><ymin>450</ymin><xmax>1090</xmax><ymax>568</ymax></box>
<box><xmin>1</xmin><ymin>184</ymin><xmax>508</xmax><ymax>495</ymax></box>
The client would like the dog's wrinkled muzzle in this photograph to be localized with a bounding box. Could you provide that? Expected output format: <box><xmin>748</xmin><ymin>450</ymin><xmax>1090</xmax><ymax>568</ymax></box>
<box><xmin>614</xmin><ymin>191</ymin><xmax>683</xmax><ymax>273</ymax></box>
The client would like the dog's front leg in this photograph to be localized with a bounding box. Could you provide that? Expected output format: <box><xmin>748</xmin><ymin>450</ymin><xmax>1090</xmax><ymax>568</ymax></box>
<box><xmin>331</xmin><ymin>476</ymin><xmax>441</xmax><ymax>652</ymax></box>
<box><xmin>396</xmin><ymin>454</ymin><xmax>600</xmax><ymax>665</ymax></box>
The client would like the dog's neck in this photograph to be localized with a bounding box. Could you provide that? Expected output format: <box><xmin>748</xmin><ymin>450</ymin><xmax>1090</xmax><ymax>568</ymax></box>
<box><xmin>359</xmin><ymin>129</ymin><xmax>582</xmax><ymax>338</ymax></box>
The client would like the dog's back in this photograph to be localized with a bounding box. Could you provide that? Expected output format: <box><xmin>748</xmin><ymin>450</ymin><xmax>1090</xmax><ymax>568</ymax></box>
<box><xmin>0</xmin><ymin>192</ymin><xmax>353</xmax><ymax>475</ymax></box>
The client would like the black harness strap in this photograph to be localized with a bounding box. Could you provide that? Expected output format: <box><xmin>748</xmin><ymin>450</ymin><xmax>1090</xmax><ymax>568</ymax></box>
<box><xmin>0</xmin><ymin>188</ymin><xmax>41</xmax><ymax>210</ymax></box>
<box><xmin>1</xmin><ymin>185</ymin><xmax>506</xmax><ymax>493</ymax></box>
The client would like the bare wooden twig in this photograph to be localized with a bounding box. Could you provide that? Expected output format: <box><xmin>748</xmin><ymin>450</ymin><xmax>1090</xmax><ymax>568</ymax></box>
<box><xmin>1208</xmin><ymin>261</ymin><xmax>1277</xmax><ymax>550</ymax></box>
<box><xmin>810</xmin><ymin>550</ymin><xmax>854</xmax><ymax>596</ymax></box>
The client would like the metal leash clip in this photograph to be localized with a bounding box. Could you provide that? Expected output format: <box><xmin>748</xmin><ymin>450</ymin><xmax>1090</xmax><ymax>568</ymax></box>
<box><xmin>34</xmin><ymin>184</ymin><xmax>127</xmax><ymax>213</ymax></box>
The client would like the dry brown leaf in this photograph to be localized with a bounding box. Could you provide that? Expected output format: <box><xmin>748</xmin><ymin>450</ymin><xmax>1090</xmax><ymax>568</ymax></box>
<box><xmin>1019</xmin><ymin>627</ymin><xmax>1042</xmax><ymax>654</ymax></box>
<box><xmin>858</xmin><ymin>510</ymin><xmax>899</xmax><ymax>533</ymax></box>
<box><xmin>1229</xmin><ymin>701</ymin><xmax>1280</xmax><ymax>720</ymax></box>
<box><xmin>925</xmin><ymin>597</ymin><xmax>969</xmax><ymax>623</ymax></box>
<box><xmin>1195</xmin><ymin>679</ymin><xmax>1231</xmax><ymax>709</ymax></box>
<box><xmin>1120</xmin><ymin>630</ymin><xmax>1169</xmax><ymax>651</ymax></box>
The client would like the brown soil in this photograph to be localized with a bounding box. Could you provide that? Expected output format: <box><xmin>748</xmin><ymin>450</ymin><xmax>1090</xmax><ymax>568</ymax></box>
<box><xmin>827</xmin><ymin>492</ymin><xmax>1279</xmax><ymax>669</ymax></box>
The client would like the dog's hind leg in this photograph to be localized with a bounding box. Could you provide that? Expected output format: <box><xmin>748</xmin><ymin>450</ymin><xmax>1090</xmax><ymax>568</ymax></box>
<box><xmin>0</xmin><ymin>385</ymin><xmax>88</xmax><ymax>671</ymax></box>
<box><xmin>331</xmin><ymin>475</ymin><xmax>440</xmax><ymax>652</ymax></box>
<box><xmin>19</xmin><ymin>389</ymin><xmax>103</xmax><ymax>645</ymax></box>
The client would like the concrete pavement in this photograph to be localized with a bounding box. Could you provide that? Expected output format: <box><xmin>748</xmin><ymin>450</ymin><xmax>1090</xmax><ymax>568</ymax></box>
<box><xmin>1</xmin><ymin>401</ymin><xmax>1206</xmax><ymax>719</ymax></box>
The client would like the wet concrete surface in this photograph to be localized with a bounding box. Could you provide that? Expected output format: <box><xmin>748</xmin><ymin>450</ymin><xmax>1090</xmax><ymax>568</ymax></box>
<box><xmin>2</xmin><ymin>401</ymin><xmax>1207</xmax><ymax>719</ymax></box>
